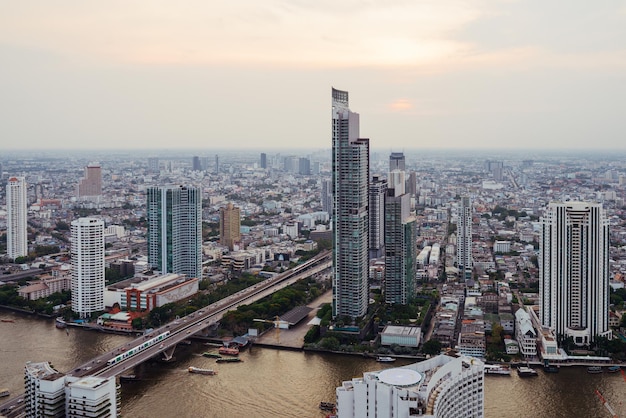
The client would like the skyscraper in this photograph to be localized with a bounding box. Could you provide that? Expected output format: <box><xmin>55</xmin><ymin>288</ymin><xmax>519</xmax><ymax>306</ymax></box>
<box><xmin>71</xmin><ymin>217</ymin><xmax>105</xmax><ymax>318</ymax></box>
<box><xmin>77</xmin><ymin>163</ymin><xmax>102</xmax><ymax>198</ymax></box>
<box><xmin>384</xmin><ymin>190</ymin><xmax>416</xmax><ymax>305</ymax></box>
<box><xmin>6</xmin><ymin>176</ymin><xmax>28</xmax><ymax>259</ymax></box>
<box><xmin>369</xmin><ymin>175</ymin><xmax>387</xmax><ymax>259</ymax></box>
<box><xmin>192</xmin><ymin>156</ymin><xmax>202</xmax><ymax>171</ymax></box>
<box><xmin>335</xmin><ymin>354</ymin><xmax>484</xmax><ymax>418</ymax></box>
<box><xmin>539</xmin><ymin>202</ymin><xmax>611</xmax><ymax>346</ymax></box>
<box><xmin>147</xmin><ymin>185</ymin><xmax>202</xmax><ymax>279</ymax></box>
<box><xmin>389</xmin><ymin>152</ymin><xmax>405</xmax><ymax>172</ymax></box>
<box><xmin>148</xmin><ymin>157</ymin><xmax>160</xmax><ymax>173</ymax></box>
<box><xmin>331</xmin><ymin>88</ymin><xmax>370</xmax><ymax>319</ymax></box>
<box><xmin>260</xmin><ymin>153</ymin><xmax>267</xmax><ymax>169</ymax></box>
<box><xmin>321</xmin><ymin>179</ymin><xmax>332</xmax><ymax>215</ymax></box>
<box><xmin>456</xmin><ymin>196</ymin><xmax>472</xmax><ymax>280</ymax></box>
<box><xmin>220</xmin><ymin>202</ymin><xmax>241</xmax><ymax>251</ymax></box>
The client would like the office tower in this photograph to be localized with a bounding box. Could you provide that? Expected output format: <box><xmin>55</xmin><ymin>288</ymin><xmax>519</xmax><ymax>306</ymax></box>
<box><xmin>389</xmin><ymin>152</ymin><xmax>405</xmax><ymax>172</ymax></box>
<box><xmin>220</xmin><ymin>202</ymin><xmax>241</xmax><ymax>251</ymax></box>
<box><xmin>148</xmin><ymin>157</ymin><xmax>159</xmax><ymax>173</ymax></box>
<box><xmin>388</xmin><ymin>169</ymin><xmax>406</xmax><ymax>195</ymax></box>
<box><xmin>456</xmin><ymin>196</ymin><xmax>472</xmax><ymax>280</ymax></box>
<box><xmin>321</xmin><ymin>179</ymin><xmax>332</xmax><ymax>214</ymax></box>
<box><xmin>147</xmin><ymin>185</ymin><xmax>202</xmax><ymax>280</ymax></box>
<box><xmin>369</xmin><ymin>175</ymin><xmax>387</xmax><ymax>259</ymax></box>
<box><xmin>384</xmin><ymin>190</ymin><xmax>416</xmax><ymax>305</ymax></box>
<box><xmin>298</xmin><ymin>157</ymin><xmax>311</xmax><ymax>175</ymax></box>
<box><xmin>331</xmin><ymin>88</ymin><xmax>370</xmax><ymax>319</ymax></box>
<box><xmin>71</xmin><ymin>218</ymin><xmax>105</xmax><ymax>319</ymax></box>
<box><xmin>25</xmin><ymin>361</ymin><xmax>66</xmax><ymax>417</ymax></box>
<box><xmin>215</xmin><ymin>155</ymin><xmax>219</xmax><ymax>174</ymax></box>
<box><xmin>7</xmin><ymin>176</ymin><xmax>28</xmax><ymax>259</ymax></box>
<box><xmin>260</xmin><ymin>153</ymin><xmax>267</xmax><ymax>169</ymax></box>
<box><xmin>77</xmin><ymin>163</ymin><xmax>102</xmax><ymax>198</ymax></box>
<box><xmin>406</xmin><ymin>171</ymin><xmax>417</xmax><ymax>197</ymax></box>
<box><xmin>336</xmin><ymin>354</ymin><xmax>484</xmax><ymax>418</ymax></box>
<box><xmin>539</xmin><ymin>202</ymin><xmax>611</xmax><ymax>346</ymax></box>
<box><xmin>192</xmin><ymin>156</ymin><xmax>202</xmax><ymax>171</ymax></box>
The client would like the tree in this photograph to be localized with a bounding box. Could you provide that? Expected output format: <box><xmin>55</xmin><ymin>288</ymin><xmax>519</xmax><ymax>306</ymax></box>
<box><xmin>422</xmin><ymin>339</ymin><xmax>442</xmax><ymax>355</ymax></box>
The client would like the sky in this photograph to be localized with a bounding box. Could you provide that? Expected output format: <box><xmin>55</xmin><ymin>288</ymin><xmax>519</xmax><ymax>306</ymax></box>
<box><xmin>1</xmin><ymin>1</ymin><xmax>626</xmax><ymax>151</ymax></box>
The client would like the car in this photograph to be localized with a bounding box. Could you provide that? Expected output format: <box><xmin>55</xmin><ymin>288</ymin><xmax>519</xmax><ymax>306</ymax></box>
<box><xmin>186</xmin><ymin>330</ymin><xmax>191</xmax><ymax>334</ymax></box>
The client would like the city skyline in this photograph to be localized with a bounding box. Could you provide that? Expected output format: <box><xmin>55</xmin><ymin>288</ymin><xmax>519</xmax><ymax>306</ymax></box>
<box><xmin>2</xmin><ymin>2</ymin><xmax>626</xmax><ymax>151</ymax></box>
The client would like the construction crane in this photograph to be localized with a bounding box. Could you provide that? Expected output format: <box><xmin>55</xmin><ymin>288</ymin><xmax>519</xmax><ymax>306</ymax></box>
<box><xmin>253</xmin><ymin>316</ymin><xmax>288</xmax><ymax>344</ymax></box>
<box><xmin>594</xmin><ymin>389</ymin><xmax>618</xmax><ymax>418</ymax></box>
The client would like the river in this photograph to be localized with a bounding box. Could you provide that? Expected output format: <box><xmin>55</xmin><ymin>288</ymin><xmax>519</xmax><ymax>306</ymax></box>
<box><xmin>1</xmin><ymin>312</ymin><xmax>625</xmax><ymax>418</ymax></box>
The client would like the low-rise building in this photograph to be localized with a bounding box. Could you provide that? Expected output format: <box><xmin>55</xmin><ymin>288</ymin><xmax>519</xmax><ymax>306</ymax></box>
<box><xmin>380</xmin><ymin>325</ymin><xmax>422</xmax><ymax>347</ymax></box>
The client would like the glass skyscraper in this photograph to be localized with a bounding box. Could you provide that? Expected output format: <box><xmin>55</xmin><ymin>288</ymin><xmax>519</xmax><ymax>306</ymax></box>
<box><xmin>331</xmin><ymin>88</ymin><xmax>370</xmax><ymax>319</ymax></box>
<box><xmin>147</xmin><ymin>185</ymin><xmax>202</xmax><ymax>280</ymax></box>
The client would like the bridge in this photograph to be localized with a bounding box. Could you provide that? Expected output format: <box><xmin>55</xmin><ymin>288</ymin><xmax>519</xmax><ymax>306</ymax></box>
<box><xmin>0</xmin><ymin>251</ymin><xmax>331</xmax><ymax>415</ymax></box>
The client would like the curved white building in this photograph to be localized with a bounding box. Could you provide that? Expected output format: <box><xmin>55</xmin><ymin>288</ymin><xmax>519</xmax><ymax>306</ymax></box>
<box><xmin>336</xmin><ymin>354</ymin><xmax>484</xmax><ymax>418</ymax></box>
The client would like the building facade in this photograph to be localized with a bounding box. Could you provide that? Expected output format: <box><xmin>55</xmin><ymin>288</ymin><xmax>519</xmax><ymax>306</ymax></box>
<box><xmin>220</xmin><ymin>202</ymin><xmax>241</xmax><ymax>251</ymax></box>
<box><xmin>336</xmin><ymin>354</ymin><xmax>484</xmax><ymax>418</ymax></box>
<box><xmin>368</xmin><ymin>175</ymin><xmax>387</xmax><ymax>260</ymax></box>
<box><xmin>456</xmin><ymin>196</ymin><xmax>473</xmax><ymax>280</ymax></box>
<box><xmin>7</xmin><ymin>176</ymin><xmax>28</xmax><ymax>259</ymax></box>
<box><xmin>384</xmin><ymin>190</ymin><xmax>416</xmax><ymax>305</ymax></box>
<box><xmin>77</xmin><ymin>163</ymin><xmax>102</xmax><ymax>198</ymax></box>
<box><xmin>71</xmin><ymin>218</ymin><xmax>105</xmax><ymax>318</ymax></box>
<box><xmin>539</xmin><ymin>201</ymin><xmax>611</xmax><ymax>346</ymax></box>
<box><xmin>147</xmin><ymin>185</ymin><xmax>202</xmax><ymax>279</ymax></box>
<box><xmin>331</xmin><ymin>88</ymin><xmax>370</xmax><ymax>319</ymax></box>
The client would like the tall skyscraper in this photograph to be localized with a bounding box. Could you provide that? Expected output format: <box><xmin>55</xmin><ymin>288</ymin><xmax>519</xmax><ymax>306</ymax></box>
<box><xmin>192</xmin><ymin>155</ymin><xmax>202</xmax><ymax>171</ymax></box>
<box><xmin>335</xmin><ymin>354</ymin><xmax>484</xmax><ymax>418</ymax></box>
<box><xmin>384</xmin><ymin>190</ymin><xmax>416</xmax><ymax>305</ymax></box>
<box><xmin>77</xmin><ymin>163</ymin><xmax>102</xmax><ymax>198</ymax></box>
<box><xmin>71</xmin><ymin>217</ymin><xmax>105</xmax><ymax>318</ymax></box>
<box><xmin>389</xmin><ymin>152</ymin><xmax>405</xmax><ymax>172</ymax></box>
<box><xmin>331</xmin><ymin>88</ymin><xmax>370</xmax><ymax>319</ymax></box>
<box><xmin>220</xmin><ymin>203</ymin><xmax>241</xmax><ymax>251</ymax></box>
<box><xmin>369</xmin><ymin>175</ymin><xmax>387</xmax><ymax>259</ymax></box>
<box><xmin>456</xmin><ymin>196</ymin><xmax>473</xmax><ymax>280</ymax></box>
<box><xmin>215</xmin><ymin>155</ymin><xmax>219</xmax><ymax>174</ymax></box>
<box><xmin>147</xmin><ymin>185</ymin><xmax>202</xmax><ymax>279</ymax></box>
<box><xmin>148</xmin><ymin>157</ymin><xmax>160</xmax><ymax>173</ymax></box>
<box><xmin>260</xmin><ymin>153</ymin><xmax>267</xmax><ymax>169</ymax></box>
<box><xmin>539</xmin><ymin>202</ymin><xmax>611</xmax><ymax>346</ymax></box>
<box><xmin>6</xmin><ymin>176</ymin><xmax>28</xmax><ymax>259</ymax></box>
<box><xmin>321</xmin><ymin>179</ymin><xmax>332</xmax><ymax>215</ymax></box>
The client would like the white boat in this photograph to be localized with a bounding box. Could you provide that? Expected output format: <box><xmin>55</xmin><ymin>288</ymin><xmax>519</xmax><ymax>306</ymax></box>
<box><xmin>0</xmin><ymin>388</ymin><xmax>10</xmax><ymax>397</ymax></box>
<box><xmin>376</xmin><ymin>356</ymin><xmax>396</xmax><ymax>363</ymax></box>
<box><xmin>587</xmin><ymin>366</ymin><xmax>603</xmax><ymax>374</ymax></box>
<box><xmin>517</xmin><ymin>366</ymin><xmax>538</xmax><ymax>377</ymax></box>
<box><xmin>188</xmin><ymin>366</ymin><xmax>217</xmax><ymax>375</ymax></box>
<box><xmin>484</xmin><ymin>364</ymin><xmax>511</xmax><ymax>375</ymax></box>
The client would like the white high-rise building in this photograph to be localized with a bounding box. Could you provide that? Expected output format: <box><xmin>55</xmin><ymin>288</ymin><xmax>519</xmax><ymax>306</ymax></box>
<box><xmin>336</xmin><ymin>354</ymin><xmax>484</xmax><ymax>418</ymax></box>
<box><xmin>71</xmin><ymin>218</ymin><xmax>105</xmax><ymax>318</ymax></box>
<box><xmin>456</xmin><ymin>196</ymin><xmax>473</xmax><ymax>280</ymax></box>
<box><xmin>7</xmin><ymin>176</ymin><xmax>28</xmax><ymax>259</ymax></box>
<box><xmin>331</xmin><ymin>88</ymin><xmax>370</xmax><ymax>319</ymax></box>
<box><xmin>539</xmin><ymin>202</ymin><xmax>611</xmax><ymax>346</ymax></box>
<box><xmin>24</xmin><ymin>361</ymin><xmax>66</xmax><ymax>418</ymax></box>
<box><xmin>66</xmin><ymin>376</ymin><xmax>119</xmax><ymax>417</ymax></box>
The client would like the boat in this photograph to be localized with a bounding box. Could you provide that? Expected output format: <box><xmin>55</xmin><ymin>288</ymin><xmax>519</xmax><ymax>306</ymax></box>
<box><xmin>202</xmin><ymin>352</ymin><xmax>222</xmax><ymax>358</ymax></box>
<box><xmin>119</xmin><ymin>374</ymin><xmax>140</xmax><ymax>382</ymax></box>
<box><xmin>543</xmin><ymin>365</ymin><xmax>560</xmax><ymax>373</ymax></box>
<box><xmin>376</xmin><ymin>356</ymin><xmax>396</xmax><ymax>363</ymax></box>
<box><xmin>517</xmin><ymin>366</ymin><xmax>538</xmax><ymax>377</ymax></box>
<box><xmin>216</xmin><ymin>357</ymin><xmax>242</xmax><ymax>363</ymax></box>
<box><xmin>1</xmin><ymin>319</ymin><xmax>15</xmax><ymax>323</ymax></box>
<box><xmin>319</xmin><ymin>402</ymin><xmax>336</xmax><ymax>411</ymax></box>
<box><xmin>0</xmin><ymin>388</ymin><xmax>10</xmax><ymax>398</ymax></box>
<box><xmin>484</xmin><ymin>364</ymin><xmax>511</xmax><ymax>375</ymax></box>
<box><xmin>607</xmin><ymin>366</ymin><xmax>621</xmax><ymax>373</ymax></box>
<box><xmin>587</xmin><ymin>366</ymin><xmax>603</xmax><ymax>374</ymax></box>
<box><xmin>55</xmin><ymin>317</ymin><xmax>66</xmax><ymax>328</ymax></box>
<box><xmin>218</xmin><ymin>346</ymin><xmax>240</xmax><ymax>356</ymax></box>
<box><xmin>188</xmin><ymin>366</ymin><xmax>217</xmax><ymax>375</ymax></box>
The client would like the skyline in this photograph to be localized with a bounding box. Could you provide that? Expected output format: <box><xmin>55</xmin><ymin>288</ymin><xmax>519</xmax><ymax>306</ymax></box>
<box><xmin>2</xmin><ymin>1</ymin><xmax>626</xmax><ymax>151</ymax></box>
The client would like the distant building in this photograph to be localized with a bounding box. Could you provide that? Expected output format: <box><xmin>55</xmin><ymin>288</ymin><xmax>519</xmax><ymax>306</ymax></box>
<box><xmin>336</xmin><ymin>354</ymin><xmax>484</xmax><ymax>418</ymax></box>
<box><xmin>71</xmin><ymin>218</ymin><xmax>105</xmax><ymax>318</ymax></box>
<box><xmin>331</xmin><ymin>88</ymin><xmax>369</xmax><ymax>319</ymax></box>
<box><xmin>321</xmin><ymin>179</ymin><xmax>332</xmax><ymax>214</ymax></box>
<box><xmin>146</xmin><ymin>185</ymin><xmax>202</xmax><ymax>280</ymax></box>
<box><xmin>77</xmin><ymin>163</ymin><xmax>102</xmax><ymax>198</ymax></box>
<box><xmin>147</xmin><ymin>157</ymin><xmax>159</xmax><ymax>173</ymax></box>
<box><xmin>192</xmin><ymin>155</ymin><xmax>202</xmax><ymax>171</ymax></box>
<box><xmin>368</xmin><ymin>175</ymin><xmax>387</xmax><ymax>259</ymax></box>
<box><xmin>7</xmin><ymin>176</ymin><xmax>28</xmax><ymax>259</ymax></box>
<box><xmin>456</xmin><ymin>196</ymin><xmax>472</xmax><ymax>280</ymax></box>
<box><xmin>539</xmin><ymin>202</ymin><xmax>611</xmax><ymax>346</ymax></box>
<box><xmin>389</xmin><ymin>152</ymin><xmax>405</xmax><ymax>172</ymax></box>
<box><xmin>220</xmin><ymin>202</ymin><xmax>241</xmax><ymax>251</ymax></box>
<box><xmin>260</xmin><ymin>152</ymin><xmax>267</xmax><ymax>169</ymax></box>
<box><xmin>298</xmin><ymin>157</ymin><xmax>311</xmax><ymax>175</ymax></box>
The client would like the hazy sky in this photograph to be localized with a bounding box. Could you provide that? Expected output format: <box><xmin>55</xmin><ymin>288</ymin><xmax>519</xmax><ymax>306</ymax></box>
<box><xmin>1</xmin><ymin>1</ymin><xmax>625</xmax><ymax>151</ymax></box>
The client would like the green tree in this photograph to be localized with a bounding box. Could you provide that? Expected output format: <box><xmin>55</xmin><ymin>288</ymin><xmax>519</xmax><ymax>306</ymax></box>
<box><xmin>422</xmin><ymin>339</ymin><xmax>442</xmax><ymax>355</ymax></box>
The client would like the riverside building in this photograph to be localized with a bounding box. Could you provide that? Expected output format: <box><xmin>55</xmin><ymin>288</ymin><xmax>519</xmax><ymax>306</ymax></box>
<box><xmin>331</xmin><ymin>88</ymin><xmax>370</xmax><ymax>319</ymax></box>
<box><xmin>336</xmin><ymin>354</ymin><xmax>484</xmax><ymax>418</ymax></box>
<box><xmin>6</xmin><ymin>176</ymin><xmax>28</xmax><ymax>259</ymax></box>
<box><xmin>71</xmin><ymin>217</ymin><xmax>105</xmax><ymax>318</ymax></box>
